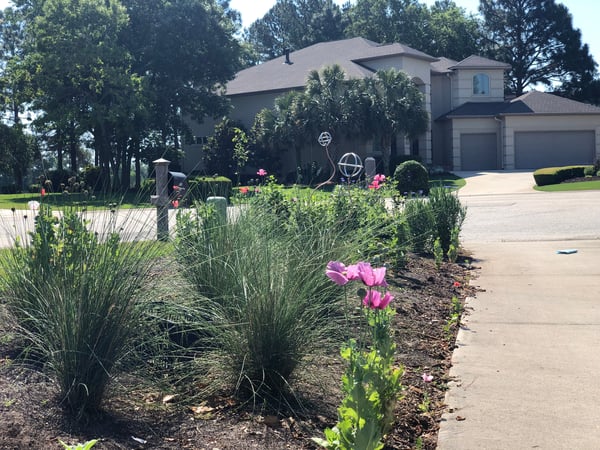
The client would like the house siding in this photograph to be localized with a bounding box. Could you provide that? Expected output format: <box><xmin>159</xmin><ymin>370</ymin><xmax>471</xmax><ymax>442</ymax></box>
<box><xmin>451</xmin><ymin>69</ymin><xmax>505</xmax><ymax>109</ymax></box>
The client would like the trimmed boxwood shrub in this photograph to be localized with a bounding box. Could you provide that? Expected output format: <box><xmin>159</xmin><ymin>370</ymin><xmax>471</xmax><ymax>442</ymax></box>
<box><xmin>533</xmin><ymin>165</ymin><xmax>589</xmax><ymax>186</ymax></box>
<box><xmin>186</xmin><ymin>176</ymin><xmax>232</xmax><ymax>202</ymax></box>
<box><xmin>394</xmin><ymin>160</ymin><xmax>429</xmax><ymax>195</ymax></box>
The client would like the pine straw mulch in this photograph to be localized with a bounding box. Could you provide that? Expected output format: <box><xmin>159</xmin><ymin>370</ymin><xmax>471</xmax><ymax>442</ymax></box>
<box><xmin>0</xmin><ymin>253</ymin><xmax>479</xmax><ymax>450</ymax></box>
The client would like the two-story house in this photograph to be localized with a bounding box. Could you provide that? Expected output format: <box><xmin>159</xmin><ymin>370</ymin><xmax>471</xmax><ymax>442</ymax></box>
<box><xmin>184</xmin><ymin>37</ymin><xmax>600</xmax><ymax>176</ymax></box>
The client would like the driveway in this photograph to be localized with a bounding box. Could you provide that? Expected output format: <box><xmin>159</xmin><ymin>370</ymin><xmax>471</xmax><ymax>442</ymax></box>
<box><xmin>455</xmin><ymin>170</ymin><xmax>536</xmax><ymax>195</ymax></box>
<box><xmin>437</xmin><ymin>171</ymin><xmax>600</xmax><ymax>449</ymax></box>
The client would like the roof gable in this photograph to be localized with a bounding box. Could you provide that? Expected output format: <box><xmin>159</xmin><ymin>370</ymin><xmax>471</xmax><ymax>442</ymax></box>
<box><xmin>449</xmin><ymin>55</ymin><xmax>511</xmax><ymax>70</ymax></box>
<box><xmin>225</xmin><ymin>37</ymin><xmax>437</xmax><ymax>96</ymax></box>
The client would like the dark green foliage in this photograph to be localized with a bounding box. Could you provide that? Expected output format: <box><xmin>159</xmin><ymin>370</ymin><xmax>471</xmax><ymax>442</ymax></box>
<box><xmin>533</xmin><ymin>165</ymin><xmax>589</xmax><ymax>186</ymax></box>
<box><xmin>186</xmin><ymin>176</ymin><xmax>232</xmax><ymax>202</ymax></box>
<box><xmin>404</xmin><ymin>198</ymin><xmax>435</xmax><ymax>254</ymax></box>
<box><xmin>479</xmin><ymin>0</ymin><xmax>596</xmax><ymax>95</ymax></box>
<box><xmin>394</xmin><ymin>160</ymin><xmax>429</xmax><ymax>195</ymax></box>
<box><xmin>243</xmin><ymin>0</ymin><xmax>345</xmax><ymax>63</ymax></box>
<box><xmin>202</xmin><ymin>118</ymin><xmax>247</xmax><ymax>181</ymax></box>
<box><xmin>81</xmin><ymin>165</ymin><xmax>103</xmax><ymax>192</ymax></box>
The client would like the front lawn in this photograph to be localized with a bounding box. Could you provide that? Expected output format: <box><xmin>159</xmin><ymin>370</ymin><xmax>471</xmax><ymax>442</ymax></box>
<box><xmin>535</xmin><ymin>179</ymin><xmax>600</xmax><ymax>191</ymax></box>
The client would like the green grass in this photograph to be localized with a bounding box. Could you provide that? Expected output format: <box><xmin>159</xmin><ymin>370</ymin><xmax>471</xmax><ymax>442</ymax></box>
<box><xmin>429</xmin><ymin>173</ymin><xmax>466</xmax><ymax>190</ymax></box>
<box><xmin>0</xmin><ymin>191</ymin><xmax>151</xmax><ymax>210</ymax></box>
<box><xmin>534</xmin><ymin>180</ymin><xmax>600</xmax><ymax>191</ymax></box>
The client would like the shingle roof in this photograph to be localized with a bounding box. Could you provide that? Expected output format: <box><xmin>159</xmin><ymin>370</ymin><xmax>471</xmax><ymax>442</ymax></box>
<box><xmin>449</xmin><ymin>55</ymin><xmax>511</xmax><ymax>70</ymax></box>
<box><xmin>508</xmin><ymin>90</ymin><xmax>600</xmax><ymax>114</ymax></box>
<box><xmin>431</xmin><ymin>57</ymin><xmax>458</xmax><ymax>74</ymax></box>
<box><xmin>225</xmin><ymin>37</ymin><xmax>438</xmax><ymax>96</ymax></box>
<box><xmin>442</xmin><ymin>91</ymin><xmax>600</xmax><ymax>119</ymax></box>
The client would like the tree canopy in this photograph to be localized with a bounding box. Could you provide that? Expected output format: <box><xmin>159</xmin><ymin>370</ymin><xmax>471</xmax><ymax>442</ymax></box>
<box><xmin>0</xmin><ymin>0</ymin><xmax>242</xmax><ymax>191</ymax></box>
<box><xmin>479</xmin><ymin>0</ymin><xmax>597</xmax><ymax>96</ymax></box>
<box><xmin>244</xmin><ymin>0</ymin><xmax>345</xmax><ymax>63</ymax></box>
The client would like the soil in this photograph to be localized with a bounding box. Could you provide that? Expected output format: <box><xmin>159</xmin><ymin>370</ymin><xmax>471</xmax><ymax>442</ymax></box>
<box><xmin>0</xmin><ymin>254</ymin><xmax>479</xmax><ymax>450</ymax></box>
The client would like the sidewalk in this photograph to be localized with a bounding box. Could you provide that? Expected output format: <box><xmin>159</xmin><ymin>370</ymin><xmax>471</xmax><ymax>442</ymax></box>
<box><xmin>437</xmin><ymin>239</ymin><xmax>600</xmax><ymax>449</ymax></box>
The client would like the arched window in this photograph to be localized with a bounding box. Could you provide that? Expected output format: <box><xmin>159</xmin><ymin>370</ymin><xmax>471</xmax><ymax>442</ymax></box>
<box><xmin>473</xmin><ymin>73</ymin><xmax>490</xmax><ymax>95</ymax></box>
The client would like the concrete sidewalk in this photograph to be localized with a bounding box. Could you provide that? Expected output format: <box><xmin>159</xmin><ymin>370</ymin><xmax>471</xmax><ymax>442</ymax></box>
<box><xmin>437</xmin><ymin>240</ymin><xmax>600</xmax><ymax>449</ymax></box>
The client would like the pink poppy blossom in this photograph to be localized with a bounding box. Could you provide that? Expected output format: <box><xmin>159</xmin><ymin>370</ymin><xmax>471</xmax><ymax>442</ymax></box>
<box><xmin>346</xmin><ymin>264</ymin><xmax>360</xmax><ymax>281</ymax></box>
<box><xmin>239</xmin><ymin>186</ymin><xmax>249</xmax><ymax>194</ymax></box>
<box><xmin>172</xmin><ymin>200</ymin><xmax>179</xmax><ymax>208</ymax></box>
<box><xmin>453</xmin><ymin>281</ymin><xmax>461</xmax><ymax>288</ymax></box>
<box><xmin>373</xmin><ymin>174</ymin><xmax>386</xmax><ymax>183</ymax></box>
<box><xmin>422</xmin><ymin>373</ymin><xmax>434</xmax><ymax>383</ymax></box>
<box><xmin>357</xmin><ymin>262</ymin><xmax>387</xmax><ymax>287</ymax></box>
<box><xmin>363</xmin><ymin>290</ymin><xmax>394</xmax><ymax>309</ymax></box>
<box><xmin>368</xmin><ymin>180</ymin><xmax>380</xmax><ymax>190</ymax></box>
<box><xmin>257</xmin><ymin>168</ymin><xmax>267</xmax><ymax>176</ymax></box>
<box><xmin>326</xmin><ymin>261</ymin><xmax>349</xmax><ymax>286</ymax></box>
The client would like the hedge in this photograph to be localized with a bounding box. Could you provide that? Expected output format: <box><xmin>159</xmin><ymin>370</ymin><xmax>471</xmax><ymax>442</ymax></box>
<box><xmin>533</xmin><ymin>165</ymin><xmax>590</xmax><ymax>186</ymax></box>
<box><xmin>186</xmin><ymin>176</ymin><xmax>232</xmax><ymax>202</ymax></box>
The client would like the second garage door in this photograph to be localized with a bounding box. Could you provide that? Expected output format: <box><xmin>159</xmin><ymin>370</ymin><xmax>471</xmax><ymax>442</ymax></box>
<box><xmin>515</xmin><ymin>130</ymin><xmax>595</xmax><ymax>169</ymax></box>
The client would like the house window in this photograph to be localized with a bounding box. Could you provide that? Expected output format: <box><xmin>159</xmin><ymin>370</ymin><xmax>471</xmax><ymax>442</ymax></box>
<box><xmin>193</xmin><ymin>136</ymin><xmax>207</xmax><ymax>145</ymax></box>
<box><xmin>473</xmin><ymin>73</ymin><xmax>490</xmax><ymax>95</ymax></box>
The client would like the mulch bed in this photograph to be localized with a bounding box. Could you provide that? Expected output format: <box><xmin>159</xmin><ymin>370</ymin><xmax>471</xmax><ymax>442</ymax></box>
<box><xmin>0</xmin><ymin>254</ymin><xmax>478</xmax><ymax>450</ymax></box>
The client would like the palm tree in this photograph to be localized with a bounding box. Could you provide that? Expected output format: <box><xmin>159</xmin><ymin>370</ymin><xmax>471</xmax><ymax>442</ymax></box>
<box><xmin>362</xmin><ymin>69</ymin><xmax>429</xmax><ymax>174</ymax></box>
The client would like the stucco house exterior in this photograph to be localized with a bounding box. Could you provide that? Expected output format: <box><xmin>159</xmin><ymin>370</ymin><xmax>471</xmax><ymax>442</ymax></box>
<box><xmin>183</xmin><ymin>37</ymin><xmax>600</xmax><ymax>175</ymax></box>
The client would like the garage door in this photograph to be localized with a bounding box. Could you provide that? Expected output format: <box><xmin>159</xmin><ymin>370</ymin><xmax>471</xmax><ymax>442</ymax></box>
<box><xmin>460</xmin><ymin>133</ymin><xmax>499</xmax><ymax>170</ymax></box>
<box><xmin>515</xmin><ymin>131</ymin><xmax>595</xmax><ymax>169</ymax></box>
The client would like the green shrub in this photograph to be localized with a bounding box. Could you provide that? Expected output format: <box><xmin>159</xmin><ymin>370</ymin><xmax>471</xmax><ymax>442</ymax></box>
<box><xmin>394</xmin><ymin>160</ymin><xmax>429</xmax><ymax>195</ymax></box>
<box><xmin>533</xmin><ymin>165</ymin><xmax>588</xmax><ymax>186</ymax></box>
<box><xmin>428</xmin><ymin>186</ymin><xmax>466</xmax><ymax>253</ymax></box>
<box><xmin>0</xmin><ymin>206</ymin><xmax>163</xmax><ymax>418</ymax></box>
<box><xmin>404</xmin><ymin>198</ymin><xmax>435</xmax><ymax>254</ymax></box>
<box><xmin>186</xmin><ymin>176</ymin><xmax>232</xmax><ymax>202</ymax></box>
<box><xmin>584</xmin><ymin>165</ymin><xmax>595</xmax><ymax>176</ymax></box>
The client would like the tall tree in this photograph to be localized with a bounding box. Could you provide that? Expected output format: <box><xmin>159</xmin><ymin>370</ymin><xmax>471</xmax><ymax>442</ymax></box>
<box><xmin>344</xmin><ymin>0</ymin><xmax>481</xmax><ymax>61</ymax></box>
<box><xmin>244</xmin><ymin>0</ymin><xmax>345</xmax><ymax>63</ymax></box>
<box><xmin>26</xmin><ymin>0</ymin><xmax>137</xmax><ymax>188</ymax></box>
<box><xmin>427</xmin><ymin>0</ymin><xmax>482</xmax><ymax>60</ymax></box>
<box><xmin>479</xmin><ymin>0</ymin><xmax>596</xmax><ymax>96</ymax></box>
<box><xmin>121</xmin><ymin>0</ymin><xmax>242</xmax><ymax>172</ymax></box>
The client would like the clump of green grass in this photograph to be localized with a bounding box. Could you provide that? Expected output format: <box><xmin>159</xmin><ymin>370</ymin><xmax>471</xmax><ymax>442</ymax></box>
<box><xmin>0</xmin><ymin>205</ymin><xmax>165</xmax><ymax>419</ymax></box>
<box><xmin>173</xmin><ymin>200</ymin><xmax>359</xmax><ymax>401</ymax></box>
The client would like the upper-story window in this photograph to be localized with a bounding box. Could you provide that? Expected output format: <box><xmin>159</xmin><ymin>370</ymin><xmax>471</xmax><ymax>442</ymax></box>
<box><xmin>473</xmin><ymin>73</ymin><xmax>490</xmax><ymax>95</ymax></box>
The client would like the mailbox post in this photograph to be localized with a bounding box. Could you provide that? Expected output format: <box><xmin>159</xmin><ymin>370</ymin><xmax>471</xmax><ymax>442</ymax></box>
<box><xmin>150</xmin><ymin>158</ymin><xmax>170</xmax><ymax>241</ymax></box>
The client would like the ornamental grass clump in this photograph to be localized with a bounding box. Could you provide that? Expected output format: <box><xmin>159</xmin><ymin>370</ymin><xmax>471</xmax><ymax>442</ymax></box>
<box><xmin>0</xmin><ymin>205</ymin><xmax>164</xmax><ymax>419</ymax></box>
<box><xmin>314</xmin><ymin>261</ymin><xmax>403</xmax><ymax>450</ymax></box>
<box><xmin>174</xmin><ymin>201</ymin><xmax>356</xmax><ymax>400</ymax></box>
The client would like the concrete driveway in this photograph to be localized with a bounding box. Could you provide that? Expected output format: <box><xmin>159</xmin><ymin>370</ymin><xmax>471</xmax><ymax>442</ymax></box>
<box><xmin>455</xmin><ymin>170</ymin><xmax>537</xmax><ymax>195</ymax></box>
<box><xmin>437</xmin><ymin>171</ymin><xmax>600</xmax><ymax>449</ymax></box>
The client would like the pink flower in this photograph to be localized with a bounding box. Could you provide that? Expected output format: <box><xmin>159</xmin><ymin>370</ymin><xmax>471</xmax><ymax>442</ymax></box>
<box><xmin>346</xmin><ymin>264</ymin><xmax>360</xmax><ymax>281</ymax></box>
<box><xmin>357</xmin><ymin>262</ymin><xmax>387</xmax><ymax>287</ymax></box>
<box><xmin>172</xmin><ymin>200</ymin><xmax>179</xmax><ymax>208</ymax></box>
<box><xmin>373</xmin><ymin>174</ymin><xmax>386</xmax><ymax>183</ymax></box>
<box><xmin>368</xmin><ymin>180</ymin><xmax>380</xmax><ymax>190</ymax></box>
<box><xmin>453</xmin><ymin>281</ymin><xmax>461</xmax><ymax>288</ymax></box>
<box><xmin>326</xmin><ymin>261</ymin><xmax>349</xmax><ymax>286</ymax></box>
<box><xmin>363</xmin><ymin>290</ymin><xmax>394</xmax><ymax>309</ymax></box>
<box><xmin>422</xmin><ymin>373</ymin><xmax>434</xmax><ymax>383</ymax></box>
<box><xmin>257</xmin><ymin>168</ymin><xmax>267</xmax><ymax>176</ymax></box>
<box><xmin>239</xmin><ymin>186</ymin><xmax>249</xmax><ymax>194</ymax></box>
